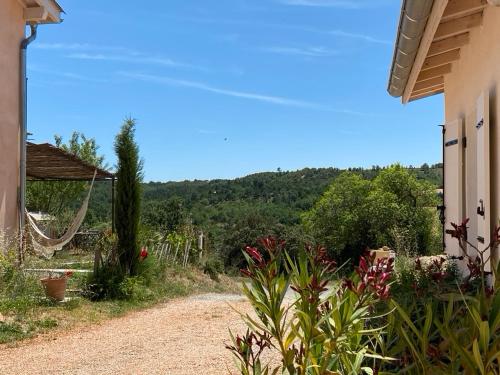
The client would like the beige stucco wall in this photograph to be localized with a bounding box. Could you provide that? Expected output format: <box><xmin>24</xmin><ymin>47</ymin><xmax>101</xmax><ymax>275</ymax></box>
<box><xmin>0</xmin><ymin>0</ymin><xmax>24</xmax><ymax>241</ymax></box>
<box><xmin>444</xmin><ymin>6</ymin><xmax>500</xmax><ymax>266</ymax></box>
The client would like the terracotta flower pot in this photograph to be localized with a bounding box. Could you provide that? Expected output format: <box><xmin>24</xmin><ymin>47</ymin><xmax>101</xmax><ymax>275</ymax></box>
<box><xmin>41</xmin><ymin>277</ymin><xmax>68</xmax><ymax>301</ymax></box>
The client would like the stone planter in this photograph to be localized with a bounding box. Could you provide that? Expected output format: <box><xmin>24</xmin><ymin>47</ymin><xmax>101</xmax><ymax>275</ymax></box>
<box><xmin>41</xmin><ymin>277</ymin><xmax>68</xmax><ymax>301</ymax></box>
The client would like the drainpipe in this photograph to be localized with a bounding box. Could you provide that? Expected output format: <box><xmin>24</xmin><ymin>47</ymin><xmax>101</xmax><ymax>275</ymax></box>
<box><xmin>19</xmin><ymin>24</ymin><xmax>38</xmax><ymax>255</ymax></box>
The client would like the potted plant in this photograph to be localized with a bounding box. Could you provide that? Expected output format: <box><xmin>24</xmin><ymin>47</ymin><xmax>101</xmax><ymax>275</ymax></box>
<box><xmin>40</xmin><ymin>271</ymin><xmax>73</xmax><ymax>301</ymax></box>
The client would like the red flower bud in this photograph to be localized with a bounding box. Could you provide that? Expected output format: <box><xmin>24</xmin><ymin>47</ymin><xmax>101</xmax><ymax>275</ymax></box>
<box><xmin>244</xmin><ymin>246</ymin><xmax>263</xmax><ymax>264</ymax></box>
<box><xmin>359</xmin><ymin>257</ymin><xmax>368</xmax><ymax>272</ymax></box>
<box><xmin>342</xmin><ymin>278</ymin><xmax>355</xmax><ymax>292</ymax></box>
<box><xmin>357</xmin><ymin>282</ymin><xmax>366</xmax><ymax>294</ymax></box>
<box><xmin>240</xmin><ymin>268</ymin><xmax>253</xmax><ymax>278</ymax></box>
<box><xmin>380</xmin><ymin>272</ymin><xmax>390</xmax><ymax>283</ymax></box>
<box><xmin>139</xmin><ymin>247</ymin><xmax>148</xmax><ymax>260</ymax></box>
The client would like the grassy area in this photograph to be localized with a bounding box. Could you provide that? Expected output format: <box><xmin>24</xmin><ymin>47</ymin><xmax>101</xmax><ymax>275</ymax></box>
<box><xmin>0</xmin><ymin>258</ymin><xmax>239</xmax><ymax>346</ymax></box>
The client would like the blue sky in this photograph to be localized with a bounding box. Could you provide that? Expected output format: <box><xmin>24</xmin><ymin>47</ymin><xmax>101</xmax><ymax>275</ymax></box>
<box><xmin>28</xmin><ymin>0</ymin><xmax>444</xmax><ymax>182</ymax></box>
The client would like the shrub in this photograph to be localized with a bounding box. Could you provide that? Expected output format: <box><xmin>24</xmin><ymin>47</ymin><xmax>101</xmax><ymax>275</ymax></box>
<box><xmin>118</xmin><ymin>276</ymin><xmax>154</xmax><ymax>301</ymax></box>
<box><xmin>0</xmin><ymin>252</ymin><xmax>45</xmax><ymax>315</ymax></box>
<box><xmin>390</xmin><ymin>252</ymin><xmax>460</xmax><ymax>306</ymax></box>
<box><xmin>228</xmin><ymin>238</ymin><xmax>394</xmax><ymax>374</ymax></box>
<box><xmin>83</xmin><ymin>263</ymin><xmax>126</xmax><ymax>301</ymax></box>
<box><xmin>385</xmin><ymin>219</ymin><xmax>500</xmax><ymax>373</ymax></box>
<box><xmin>203</xmin><ymin>257</ymin><xmax>224</xmax><ymax>281</ymax></box>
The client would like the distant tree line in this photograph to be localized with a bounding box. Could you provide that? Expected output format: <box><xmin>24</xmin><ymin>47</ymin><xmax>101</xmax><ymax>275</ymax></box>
<box><xmin>26</xmin><ymin>133</ymin><xmax>443</xmax><ymax>271</ymax></box>
<box><xmin>86</xmin><ymin>164</ymin><xmax>442</xmax><ymax>269</ymax></box>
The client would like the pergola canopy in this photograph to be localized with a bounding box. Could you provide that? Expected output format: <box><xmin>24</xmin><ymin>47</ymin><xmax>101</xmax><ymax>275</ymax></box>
<box><xmin>27</xmin><ymin>142</ymin><xmax>114</xmax><ymax>181</ymax></box>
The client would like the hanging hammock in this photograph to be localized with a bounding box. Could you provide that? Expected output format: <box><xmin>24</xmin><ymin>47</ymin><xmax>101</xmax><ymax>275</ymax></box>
<box><xmin>26</xmin><ymin>171</ymin><xmax>97</xmax><ymax>259</ymax></box>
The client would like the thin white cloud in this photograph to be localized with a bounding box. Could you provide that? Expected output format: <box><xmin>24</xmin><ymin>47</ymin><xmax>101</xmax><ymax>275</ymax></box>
<box><xmin>279</xmin><ymin>0</ymin><xmax>366</xmax><ymax>9</ymax></box>
<box><xmin>163</xmin><ymin>15</ymin><xmax>390</xmax><ymax>46</ymax></box>
<box><xmin>34</xmin><ymin>42</ymin><xmax>134</xmax><ymax>53</ymax></box>
<box><xmin>118</xmin><ymin>71</ymin><xmax>377</xmax><ymax>116</ymax></box>
<box><xmin>28</xmin><ymin>65</ymin><xmax>106</xmax><ymax>83</ymax></box>
<box><xmin>328</xmin><ymin>30</ymin><xmax>391</xmax><ymax>45</ymax></box>
<box><xmin>277</xmin><ymin>0</ymin><xmax>389</xmax><ymax>8</ymax></box>
<box><xmin>118</xmin><ymin>72</ymin><xmax>321</xmax><ymax>108</ymax></box>
<box><xmin>66</xmin><ymin>53</ymin><xmax>207</xmax><ymax>71</ymax></box>
<box><xmin>68</xmin><ymin>53</ymin><xmax>178</xmax><ymax>67</ymax></box>
<box><xmin>263</xmin><ymin>46</ymin><xmax>338</xmax><ymax>57</ymax></box>
<box><xmin>34</xmin><ymin>42</ymin><xmax>92</xmax><ymax>50</ymax></box>
<box><xmin>34</xmin><ymin>42</ymin><xmax>207</xmax><ymax>71</ymax></box>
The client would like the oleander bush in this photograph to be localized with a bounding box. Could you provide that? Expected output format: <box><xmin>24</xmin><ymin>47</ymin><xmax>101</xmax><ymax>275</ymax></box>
<box><xmin>230</xmin><ymin>224</ymin><xmax>500</xmax><ymax>374</ymax></box>
<box><xmin>228</xmin><ymin>238</ymin><xmax>394</xmax><ymax>374</ymax></box>
<box><xmin>384</xmin><ymin>220</ymin><xmax>500</xmax><ymax>374</ymax></box>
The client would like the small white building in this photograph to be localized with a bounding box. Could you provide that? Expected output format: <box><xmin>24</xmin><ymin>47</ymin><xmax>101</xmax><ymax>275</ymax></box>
<box><xmin>388</xmin><ymin>0</ymin><xmax>500</xmax><ymax>270</ymax></box>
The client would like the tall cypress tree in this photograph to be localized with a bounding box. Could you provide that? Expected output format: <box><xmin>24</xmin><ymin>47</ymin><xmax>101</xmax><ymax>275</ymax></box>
<box><xmin>114</xmin><ymin>118</ymin><xmax>143</xmax><ymax>276</ymax></box>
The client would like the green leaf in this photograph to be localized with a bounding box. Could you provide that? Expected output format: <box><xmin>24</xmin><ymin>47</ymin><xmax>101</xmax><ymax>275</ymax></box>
<box><xmin>392</xmin><ymin>301</ymin><xmax>423</xmax><ymax>343</ymax></box>
<box><xmin>422</xmin><ymin>303</ymin><xmax>433</xmax><ymax>353</ymax></box>
<box><xmin>479</xmin><ymin>320</ymin><xmax>490</xmax><ymax>353</ymax></box>
<box><xmin>472</xmin><ymin>339</ymin><xmax>485</xmax><ymax>375</ymax></box>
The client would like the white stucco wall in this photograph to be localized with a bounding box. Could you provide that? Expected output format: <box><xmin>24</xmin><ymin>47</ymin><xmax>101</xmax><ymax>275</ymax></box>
<box><xmin>444</xmin><ymin>6</ymin><xmax>500</xmax><ymax>267</ymax></box>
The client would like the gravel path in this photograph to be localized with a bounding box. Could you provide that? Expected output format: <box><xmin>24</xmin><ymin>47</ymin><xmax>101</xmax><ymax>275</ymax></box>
<box><xmin>0</xmin><ymin>293</ymin><xmax>250</xmax><ymax>375</ymax></box>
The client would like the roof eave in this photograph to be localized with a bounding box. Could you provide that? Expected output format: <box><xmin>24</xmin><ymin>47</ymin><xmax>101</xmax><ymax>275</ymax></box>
<box><xmin>22</xmin><ymin>0</ymin><xmax>64</xmax><ymax>24</ymax></box>
<box><xmin>387</xmin><ymin>0</ymin><xmax>435</xmax><ymax>100</ymax></box>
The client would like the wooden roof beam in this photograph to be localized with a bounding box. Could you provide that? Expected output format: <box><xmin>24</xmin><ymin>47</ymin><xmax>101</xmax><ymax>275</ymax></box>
<box><xmin>442</xmin><ymin>0</ymin><xmax>487</xmax><ymax>22</ymax></box>
<box><xmin>409</xmin><ymin>87</ymin><xmax>445</xmax><ymax>102</ymax></box>
<box><xmin>413</xmin><ymin>76</ymin><xmax>445</xmax><ymax>92</ymax></box>
<box><xmin>422</xmin><ymin>49</ymin><xmax>461</xmax><ymax>70</ymax></box>
<box><xmin>435</xmin><ymin>12</ymin><xmax>483</xmax><ymax>41</ymax></box>
<box><xmin>427</xmin><ymin>32</ymin><xmax>469</xmax><ymax>57</ymax></box>
<box><xmin>417</xmin><ymin>64</ymin><xmax>452</xmax><ymax>82</ymax></box>
<box><xmin>412</xmin><ymin>83</ymin><xmax>445</xmax><ymax>96</ymax></box>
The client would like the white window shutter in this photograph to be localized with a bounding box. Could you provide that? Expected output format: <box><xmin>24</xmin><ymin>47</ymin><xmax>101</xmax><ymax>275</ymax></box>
<box><xmin>476</xmin><ymin>91</ymin><xmax>491</xmax><ymax>271</ymax></box>
<box><xmin>444</xmin><ymin>118</ymin><xmax>464</xmax><ymax>258</ymax></box>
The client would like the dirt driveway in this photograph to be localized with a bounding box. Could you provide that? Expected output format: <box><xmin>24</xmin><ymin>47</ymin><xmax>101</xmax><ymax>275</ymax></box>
<box><xmin>0</xmin><ymin>294</ymin><xmax>250</xmax><ymax>375</ymax></box>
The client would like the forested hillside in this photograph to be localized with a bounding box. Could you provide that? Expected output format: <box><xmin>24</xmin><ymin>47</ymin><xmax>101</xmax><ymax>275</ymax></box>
<box><xmin>85</xmin><ymin>164</ymin><xmax>442</xmax><ymax>267</ymax></box>
<box><xmin>88</xmin><ymin>164</ymin><xmax>442</xmax><ymax>228</ymax></box>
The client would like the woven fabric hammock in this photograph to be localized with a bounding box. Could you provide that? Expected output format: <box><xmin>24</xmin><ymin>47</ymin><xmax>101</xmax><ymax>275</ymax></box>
<box><xmin>26</xmin><ymin>171</ymin><xmax>97</xmax><ymax>259</ymax></box>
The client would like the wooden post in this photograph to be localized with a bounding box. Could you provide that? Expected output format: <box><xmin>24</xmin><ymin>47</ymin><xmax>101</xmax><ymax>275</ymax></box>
<box><xmin>93</xmin><ymin>246</ymin><xmax>101</xmax><ymax>274</ymax></box>
<box><xmin>111</xmin><ymin>177</ymin><xmax>115</xmax><ymax>233</ymax></box>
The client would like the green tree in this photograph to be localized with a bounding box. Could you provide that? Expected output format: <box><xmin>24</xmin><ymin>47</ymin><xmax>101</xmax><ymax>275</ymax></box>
<box><xmin>26</xmin><ymin>132</ymin><xmax>106</xmax><ymax>216</ymax></box>
<box><xmin>302</xmin><ymin>172</ymin><xmax>372</xmax><ymax>264</ymax></box>
<box><xmin>142</xmin><ymin>196</ymin><xmax>186</xmax><ymax>232</ymax></box>
<box><xmin>114</xmin><ymin>118</ymin><xmax>143</xmax><ymax>276</ymax></box>
<box><xmin>303</xmin><ymin>165</ymin><xmax>440</xmax><ymax>264</ymax></box>
<box><xmin>373</xmin><ymin>164</ymin><xmax>439</xmax><ymax>252</ymax></box>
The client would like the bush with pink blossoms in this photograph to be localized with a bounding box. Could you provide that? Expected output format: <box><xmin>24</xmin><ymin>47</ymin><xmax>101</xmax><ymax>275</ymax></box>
<box><xmin>227</xmin><ymin>238</ymin><xmax>394</xmax><ymax>374</ymax></box>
